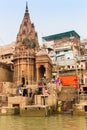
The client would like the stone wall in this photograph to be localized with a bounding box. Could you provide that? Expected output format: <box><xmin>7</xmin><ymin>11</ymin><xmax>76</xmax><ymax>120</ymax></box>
<box><xmin>20</xmin><ymin>106</ymin><xmax>49</xmax><ymax>117</ymax></box>
<box><xmin>73</xmin><ymin>103</ymin><xmax>87</xmax><ymax>116</ymax></box>
<box><xmin>8</xmin><ymin>96</ymin><xmax>29</xmax><ymax>108</ymax></box>
<box><xmin>57</xmin><ymin>86</ymin><xmax>78</xmax><ymax>112</ymax></box>
<box><xmin>0</xmin><ymin>82</ymin><xmax>16</xmax><ymax>96</ymax></box>
<box><xmin>35</xmin><ymin>94</ymin><xmax>57</xmax><ymax>107</ymax></box>
<box><xmin>0</xmin><ymin>63</ymin><xmax>13</xmax><ymax>82</ymax></box>
<box><xmin>0</xmin><ymin>107</ymin><xmax>19</xmax><ymax>116</ymax></box>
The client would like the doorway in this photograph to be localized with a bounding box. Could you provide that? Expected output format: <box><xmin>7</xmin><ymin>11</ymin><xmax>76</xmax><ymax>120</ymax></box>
<box><xmin>84</xmin><ymin>106</ymin><xmax>87</xmax><ymax>112</ymax></box>
<box><xmin>39</xmin><ymin>65</ymin><xmax>46</xmax><ymax>79</ymax></box>
<box><xmin>83</xmin><ymin>87</ymin><xmax>87</xmax><ymax>94</ymax></box>
<box><xmin>12</xmin><ymin>104</ymin><xmax>20</xmax><ymax>114</ymax></box>
<box><xmin>22</xmin><ymin>77</ymin><xmax>25</xmax><ymax>85</ymax></box>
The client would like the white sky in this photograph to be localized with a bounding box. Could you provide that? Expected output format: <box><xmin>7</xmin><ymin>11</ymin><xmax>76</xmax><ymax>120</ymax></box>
<box><xmin>0</xmin><ymin>0</ymin><xmax>87</xmax><ymax>45</ymax></box>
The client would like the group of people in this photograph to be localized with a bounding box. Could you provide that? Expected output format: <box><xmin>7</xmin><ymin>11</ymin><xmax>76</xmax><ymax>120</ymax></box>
<box><xmin>17</xmin><ymin>84</ymin><xmax>22</xmax><ymax>95</ymax></box>
<box><xmin>17</xmin><ymin>83</ymin><xmax>32</xmax><ymax>97</ymax></box>
<box><xmin>37</xmin><ymin>82</ymin><xmax>50</xmax><ymax>95</ymax></box>
<box><xmin>17</xmin><ymin>81</ymin><xmax>49</xmax><ymax>98</ymax></box>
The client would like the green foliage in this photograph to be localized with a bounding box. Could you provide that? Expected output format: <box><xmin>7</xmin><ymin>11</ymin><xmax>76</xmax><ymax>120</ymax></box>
<box><xmin>22</xmin><ymin>38</ymin><xmax>36</xmax><ymax>49</ymax></box>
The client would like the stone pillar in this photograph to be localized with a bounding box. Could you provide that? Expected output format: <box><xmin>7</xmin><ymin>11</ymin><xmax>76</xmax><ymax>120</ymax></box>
<box><xmin>32</xmin><ymin>62</ymin><xmax>34</xmax><ymax>83</ymax></box>
<box><xmin>46</xmin><ymin>67</ymin><xmax>49</xmax><ymax>79</ymax></box>
<box><xmin>45</xmin><ymin>63</ymin><xmax>52</xmax><ymax>79</ymax></box>
<box><xmin>45</xmin><ymin>63</ymin><xmax>49</xmax><ymax>79</ymax></box>
<box><xmin>36</xmin><ymin>66</ymin><xmax>39</xmax><ymax>82</ymax></box>
<box><xmin>49</xmin><ymin>65</ymin><xmax>52</xmax><ymax>79</ymax></box>
<box><xmin>30</xmin><ymin>60</ymin><xmax>32</xmax><ymax>83</ymax></box>
<box><xmin>27</xmin><ymin>58</ymin><xmax>29</xmax><ymax>83</ymax></box>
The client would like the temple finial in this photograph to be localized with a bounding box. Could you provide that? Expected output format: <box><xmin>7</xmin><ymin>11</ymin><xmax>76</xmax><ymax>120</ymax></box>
<box><xmin>26</xmin><ymin>1</ymin><xmax>28</xmax><ymax>11</ymax></box>
<box><xmin>24</xmin><ymin>1</ymin><xmax>29</xmax><ymax>17</ymax></box>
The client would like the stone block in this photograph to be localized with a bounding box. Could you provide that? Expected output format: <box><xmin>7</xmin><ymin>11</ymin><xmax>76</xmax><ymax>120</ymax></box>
<box><xmin>8</xmin><ymin>96</ymin><xmax>29</xmax><ymax>107</ymax></box>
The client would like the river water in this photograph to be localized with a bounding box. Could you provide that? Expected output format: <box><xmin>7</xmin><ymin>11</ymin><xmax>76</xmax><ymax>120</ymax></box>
<box><xmin>0</xmin><ymin>115</ymin><xmax>87</xmax><ymax>130</ymax></box>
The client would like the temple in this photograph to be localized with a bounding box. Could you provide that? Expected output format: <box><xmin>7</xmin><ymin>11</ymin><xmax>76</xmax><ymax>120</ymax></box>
<box><xmin>13</xmin><ymin>3</ymin><xmax>52</xmax><ymax>85</ymax></box>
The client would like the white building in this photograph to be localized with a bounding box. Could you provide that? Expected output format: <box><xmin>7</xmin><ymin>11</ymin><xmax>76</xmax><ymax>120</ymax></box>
<box><xmin>42</xmin><ymin>30</ymin><xmax>87</xmax><ymax>84</ymax></box>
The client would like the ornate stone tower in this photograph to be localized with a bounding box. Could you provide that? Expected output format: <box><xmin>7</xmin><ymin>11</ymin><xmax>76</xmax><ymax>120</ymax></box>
<box><xmin>13</xmin><ymin>2</ymin><xmax>39</xmax><ymax>85</ymax></box>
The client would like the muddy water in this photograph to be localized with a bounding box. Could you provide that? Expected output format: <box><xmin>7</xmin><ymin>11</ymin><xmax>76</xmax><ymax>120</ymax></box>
<box><xmin>0</xmin><ymin>115</ymin><xmax>87</xmax><ymax>130</ymax></box>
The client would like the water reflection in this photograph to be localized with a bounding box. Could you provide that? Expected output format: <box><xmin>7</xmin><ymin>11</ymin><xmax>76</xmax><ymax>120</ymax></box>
<box><xmin>0</xmin><ymin>115</ymin><xmax>87</xmax><ymax>130</ymax></box>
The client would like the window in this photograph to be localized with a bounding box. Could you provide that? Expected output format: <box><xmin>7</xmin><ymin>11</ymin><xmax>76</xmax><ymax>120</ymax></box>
<box><xmin>81</xmin><ymin>65</ymin><xmax>83</xmax><ymax>68</ymax></box>
<box><xmin>67</xmin><ymin>65</ymin><xmax>70</xmax><ymax>69</ymax></box>
<box><xmin>55</xmin><ymin>51</ymin><xmax>60</xmax><ymax>54</ymax></box>
<box><xmin>64</xmin><ymin>50</ymin><xmax>68</xmax><ymax>52</ymax></box>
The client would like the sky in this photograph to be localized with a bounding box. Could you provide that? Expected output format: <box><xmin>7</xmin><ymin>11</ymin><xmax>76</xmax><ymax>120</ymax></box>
<box><xmin>0</xmin><ymin>0</ymin><xmax>87</xmax><ymax>45</ymax></box>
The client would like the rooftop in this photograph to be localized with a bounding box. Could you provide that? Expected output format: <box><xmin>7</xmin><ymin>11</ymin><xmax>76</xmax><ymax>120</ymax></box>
<box><xmin>42</xmin><ymin>30</ymin><xmax>80</xmax><ymax>41</ymax></box>
<box><xmin>0</xmin><ymin>42</ymin><xmax>15</xmax><ymax>55</ymax></box>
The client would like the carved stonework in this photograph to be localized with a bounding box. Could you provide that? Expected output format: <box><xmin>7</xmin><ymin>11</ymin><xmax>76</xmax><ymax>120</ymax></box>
<box><xmin>15</xmin><ymin>2</ymin><xmax>39</xmax><ymax>51</ymax></box>
<box><xmin>13</xmin><ymin>3</ymin><xmax>52</xmax><ymax>85</ymax></box>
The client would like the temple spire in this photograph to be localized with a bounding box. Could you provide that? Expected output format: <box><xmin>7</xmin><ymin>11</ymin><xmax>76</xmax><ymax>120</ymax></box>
<box><xmin>24</xmin><ymin>1</ymin><xmax>29</xmax><ymax>18</ymax></box>
<box><xmin>26</xmin><ymin>1</ymin><xmax>28</xmax><ymax>13</ymax></box>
